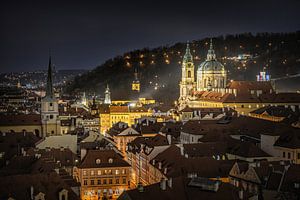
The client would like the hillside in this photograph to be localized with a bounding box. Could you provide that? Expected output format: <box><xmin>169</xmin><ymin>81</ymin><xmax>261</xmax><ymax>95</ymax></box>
<box><xmin>65</xmin><ymin>32</ymin><xmax>300</xmax><ymax>104</ymax></box>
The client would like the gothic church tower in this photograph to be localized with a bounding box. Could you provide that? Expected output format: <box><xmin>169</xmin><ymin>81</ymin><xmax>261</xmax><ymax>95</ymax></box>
<box><xmin>41</xmin><ymin>57</ymin><xmax>60</xmax><ymax>137</ymax></box>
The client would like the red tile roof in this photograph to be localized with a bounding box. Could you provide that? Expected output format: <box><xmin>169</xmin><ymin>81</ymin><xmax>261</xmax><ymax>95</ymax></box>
<box><xmin>0</xmin><ymin>114</ymin><xmax>41</xmax><ymax>125</ymax></box>
<box><xmin>79</xmin><ymin>149</ymin><xmax>130</xmax><ymax>168</ymax></box>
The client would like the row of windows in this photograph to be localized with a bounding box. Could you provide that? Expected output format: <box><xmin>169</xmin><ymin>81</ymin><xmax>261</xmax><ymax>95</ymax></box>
<box><xmin>83</xmin><ymin>169</ymin><xmax>126</xmax><ymax>176</ymax></box>
<box><xmin>111</xmin><ymin>116</ymin><xmax>129</xmax><ymax>120</ymax></box>
<box><xmin>83</xmin><ymin>188</ymin><xmax>124</xmax><ymax>196</ymax></box>
<box><xmin>283</xmin><ymin>152</ymin><xmax>300</xmax><ymax>159</ymax></box>
<box><xmin>83</xmin><ymin>177</ymin><xmax>127</xmax><ymax>186</ymax></box>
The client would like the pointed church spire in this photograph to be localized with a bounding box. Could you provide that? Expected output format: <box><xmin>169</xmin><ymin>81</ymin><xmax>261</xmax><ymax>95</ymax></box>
<box><xmin>104</xmin><ymin>84</ymin><xmax>111</xmax><ymax>104</ymax></box>
<box><xmin>210</xmin><ymin>38</ymin><xmax>213</xmax><ymax>50</ymax></box>
<box><xmin>133</xmin><ymin>65</ymin><xmax>139</xmax><ymax>81</ymax></box>
<box><xmin>207</xmin><ymin>38</ymin><xmax>216</xmax><ymax>61</ymax></box>
<box><xmin>183</xmin><ymin>41</ymin><xmax>193</xmax><ymax>63</ymax></box>
<box><xmin>46</xmin><ymin>56</ymin><xmax>54</xmax><ymax>98</ymax></box>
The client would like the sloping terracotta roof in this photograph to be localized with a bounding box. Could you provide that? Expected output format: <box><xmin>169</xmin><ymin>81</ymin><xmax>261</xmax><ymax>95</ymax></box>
<box><xmin>151</xmin><ymin>145</ymin><xmax>235</xmax><ymax>179</ymax></box>
<box><xmin>0</xmin><ymin>172</ymin><xmax>79</xmax><ymax>200</ymax></box>
<box><xmin>227</xmin><ymin>81</ymin><xmax>273</xmax><ymax>93</ymax></box>
<box><xmin>98</xmin><ymin>104</ymin><xmax>110</xmax><ymax>114</ymax></box>
<box><xmin>274</xmin><ymin>129</ymin><xmax>300</xmax><ymax>149</ymax></box>
<box><xmin>228</xmin><ymin>141</ymin><xmax>271</xmax><ymax>158</ymax></box>
<box><xmin>0</xmin><ymin>114</ymin><xmax>41</xmax><ymax>125</ymax></box>
<box><xmin>79</xmin><ymin>149</ymin><xmax>130</xmax><ymax>168</ymax></box>
<box><xmin>119</xmin><ymin>176</ymin><xmax>247</xmax><ymax>200</ymax></box>
<box><xmin>110</xmin><ymin>106</ymin><xmax>129</xmax><ymax>113</ymax></box>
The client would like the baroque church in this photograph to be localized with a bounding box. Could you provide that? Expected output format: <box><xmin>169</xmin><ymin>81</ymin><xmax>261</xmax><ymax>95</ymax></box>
<box><xmin>179</xmin><ymin>39</ymin><xmax>227</xmax><ymax>107</ymax></box>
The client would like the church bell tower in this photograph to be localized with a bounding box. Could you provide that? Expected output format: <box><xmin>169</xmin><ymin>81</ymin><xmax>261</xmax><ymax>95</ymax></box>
<box><xmin>41</xmin><ymin>56</ymin><xmax>60</xmax><ymax>137</ymax></box>
<box><xmin>132</xmin><ymin>65</ymin><xmax>140</xmax><ymax>92</ymax></box>
<box><xmin>179</xmin><ymin>42</ymin><xmax>195</xmax><ymax>100</ymax></box>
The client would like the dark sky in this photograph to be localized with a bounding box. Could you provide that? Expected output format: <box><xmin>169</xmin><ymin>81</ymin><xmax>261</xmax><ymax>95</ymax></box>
<box><xmin>1</xmin><ymin>0</ymin><xmax>299</xmax><ymax>73</ymax></box>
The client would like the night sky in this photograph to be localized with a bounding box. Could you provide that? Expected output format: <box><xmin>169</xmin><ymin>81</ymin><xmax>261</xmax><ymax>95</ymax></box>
<box><xmin>1</xmin><ymin>0</ymin><xmax>299</xmax><ymax>73</ymax></box>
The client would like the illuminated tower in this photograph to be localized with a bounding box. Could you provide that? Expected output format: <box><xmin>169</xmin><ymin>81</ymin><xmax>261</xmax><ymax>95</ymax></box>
<box><xmin>179</xmin><ymin>42</ymin><xmax>195</xmax><ymax>100</ymax></box>
<box><xmin>81</xmin><ymin>92</ymin><xmax>88</xmax><ymax>107</ymax></box>
<box><xmin>41</xmin><ymin>56</ymin><xmax>60</xmax><ymax>137</ymax></box>
<box><xmin>104</xmin><ymin>84</ymin><xmax>111</xmax><ymax>104</ymax></box>
<box><xmin>132</xmin><ymin>65</ymin><xmax>140</xmax><ymax>92</ymax></box>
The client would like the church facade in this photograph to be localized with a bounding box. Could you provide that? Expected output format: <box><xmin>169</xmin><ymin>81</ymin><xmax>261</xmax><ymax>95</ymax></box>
<box><xmin>179</xmin><ymin>39</ymin><xmax>227</xmax><ymax>108</ymax></box>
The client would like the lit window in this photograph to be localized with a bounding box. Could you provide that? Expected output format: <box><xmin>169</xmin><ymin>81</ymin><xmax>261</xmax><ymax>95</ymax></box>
<box><xmin>96</xmin><ymin>159</ymin><xmax>101</xmax><ymax>164</ymax></box>
<box><xmin>108</xmin><ymin>158</ymin><xmax>113</xmax><ymax>163</ymax></box>
<box><xmin>91</xmin><ymin>170</ymin><xmax>94</xmax><ymax>176</ymax></box>
<box><xmin>83</xmin><ymin>170</ymin><xmax>87</xmax><ymax>176</ymax></box>
<box><xmin>115</xmin><ymin>169</ymin><xmax>119</xmax><ymax>175</ymax></box>
<box><xmin>97</xmin><ymin>170</ymin><xmax>101</xmax><ymax>175</ymax></box>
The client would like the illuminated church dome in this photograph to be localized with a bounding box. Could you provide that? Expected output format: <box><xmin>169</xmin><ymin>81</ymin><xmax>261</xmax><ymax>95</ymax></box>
<box><xmin>196</xmin><ymin>39</ymin><xmax>227</xmax><ymax>91</ymax></box>
<box><xmin>198</xmin><ymin>39</ymin><xmax>225</xmax><ymax>71</ymax></box>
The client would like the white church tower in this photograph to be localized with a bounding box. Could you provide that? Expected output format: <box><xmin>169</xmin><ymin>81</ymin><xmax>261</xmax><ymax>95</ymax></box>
<box><xmin>179</xmin><ymin>42</ymin><xmax>195</xmax><ymax>101</ymax></box>
<box><xmin>104</xmin><ymin>84</ymin><xmax>111</xmax><ymax>104</ymax></box>
<box><xmin>41</xmin><ymin>57</ymin><xmax>60</xmax><ymax>137</ymax></box>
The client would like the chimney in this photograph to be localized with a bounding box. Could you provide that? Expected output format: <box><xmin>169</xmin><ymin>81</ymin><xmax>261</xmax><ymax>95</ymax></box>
<box><xmin>167</xmin><ymin>134</ymin><xmax>172</xmax><ymax>145</ymax></box>
<box><xmin>21</xmin><ymin>147</ymin><xmax>26</xmax><ymax>156</ymax></box>
<box><xmin>167</xmin><ymin>178</ymin><xmax>173</xmax><ymax>188</ymax></box>
<box><xmin>239</xmin><ymin>189</ymin><xmax>244</xmax><ymax>200</ymax></box>
<box><xmin>158</xmin><ymin>162</ymin><xmax>162</xmax><ymax>170</ymax></box>
<box><xmin>164</xmin><ymin>167</ymin><xmax>168</xmax><ymax>174</ymax></box>
<box><xmin>160</xmin><ymin>178</ymin><xmax>167</xmax><ymax>190</ymax></box>
<box><xmin>233</xmin><ymin>89</ymin><xmax>237</xmax><ymax>97</ymax></box>
<box><xmin>291</xmin><ymin>105</ymin><xmax>295</xmax><ymax>112</ymax></box>
<box><xmin>30</xmin><ymin>186</ymin><xmax>34</xmax><ymax>200</ymax></box>
<box><xmin>137</xmin><ymin>182</ymin><xmax>144</xmax><ymax>193</ymax></box>
<box><xmin>180</xmin><ymin>145</ymin><xmax>184</xmax><ymax>156</ymax></box>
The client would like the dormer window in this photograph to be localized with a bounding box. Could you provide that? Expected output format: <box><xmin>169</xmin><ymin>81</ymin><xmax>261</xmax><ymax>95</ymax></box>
<box><xmin>96</xmin><ymin>159</ymin><xmax>101</xmax><ymax>164</ymax></box>
<box><xmin>108</xmin><ymin>158</ymin><xmax>113</xmax><ymax>163</ymax></box>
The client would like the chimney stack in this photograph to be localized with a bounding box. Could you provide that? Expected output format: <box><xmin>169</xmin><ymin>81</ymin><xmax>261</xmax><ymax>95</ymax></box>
<box><xmin>167</xmin><ymin>178</ymin><xmax>173</xmax><ymax>188</ymax></box>
<box><xmin>160</xmin><ymin>178</ymin><xmax>167</xmax><ymax>190</ymax></box>
<box><xmin>30</xmin><ymin>186</ymin><xmax>34</xmax><ymax>200</ymax></box>
<box><xmin>239</xmin><ymin>189</ymin><xmax>244</xmax><ymax>199</ymax></box>
<box><xmin>180</xmin><ymin>145</ymin><xmax>184</xmax><ymax>156</ymax></box>
<box><xmin>167</xmin><ymin>134</ymin><xmax>172</xmax><ymax>145</ymax></box>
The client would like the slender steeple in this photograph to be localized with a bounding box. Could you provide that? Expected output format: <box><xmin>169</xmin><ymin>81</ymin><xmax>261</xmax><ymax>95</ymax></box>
<box><xmin>132</xmin><ymin>65</ymin><xmax>140</xmax><ymax>92</ymax></box>
<box><xmin>46</xmin><ymin>56</ymin><xmax>54</xmax><ymax>98</ymax></box>
<box><xmin>206</xmin><ymin>38</ymin><xmax>216</xmax><ymax>61</ymax></box>
<box><xmin>104</xmin><ymin>84</ymin><xmax>111</xmax><ymax>104</ymax></box>
<box><xmin>183</xmin><ymin>41</ymin><xmax>193</xmax><ymax>63</ymax></box>
<box><xmin>133</xmin><ymin>65</ymin><xmax>139</xmax><ymax>81</ymax></box>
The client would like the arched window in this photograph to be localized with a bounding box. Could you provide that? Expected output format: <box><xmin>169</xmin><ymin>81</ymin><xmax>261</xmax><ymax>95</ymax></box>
<box><xmin>188</xmin><ymin>70</ymin><xmax>191</xmax><ymax>78</ymax></box>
